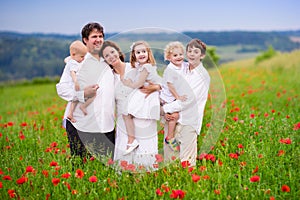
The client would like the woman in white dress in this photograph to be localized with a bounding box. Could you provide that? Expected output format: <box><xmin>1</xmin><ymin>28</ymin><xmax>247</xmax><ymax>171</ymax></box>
<box><xmin>99</xmin><ymin>41</ymin><xmax>160</xmax><ymax>171</ymax></box>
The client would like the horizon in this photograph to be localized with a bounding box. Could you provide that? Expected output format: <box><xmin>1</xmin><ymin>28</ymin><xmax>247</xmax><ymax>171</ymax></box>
<box><xmin>1</xmin><ymin>28</ymin><xmax>300</xmax><ymax>36</ymax></box>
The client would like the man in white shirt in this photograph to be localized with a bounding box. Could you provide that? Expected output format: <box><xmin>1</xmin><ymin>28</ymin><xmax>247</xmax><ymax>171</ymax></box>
<box><xmin>163</xmin><ymin>39</ymin><xmax>210</xmax><ymax>167</ymax></box>
<box><xmin>56</xmin><ymin>22</ymin><xmax>115</xmax><ymax>161</ymax></box>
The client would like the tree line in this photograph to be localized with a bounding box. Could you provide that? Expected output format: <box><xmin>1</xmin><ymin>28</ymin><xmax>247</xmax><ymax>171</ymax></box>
<box><xmin>0</xmin><ymin>30</ymin><xmax>299</xmax><ymax>82</ymax></box>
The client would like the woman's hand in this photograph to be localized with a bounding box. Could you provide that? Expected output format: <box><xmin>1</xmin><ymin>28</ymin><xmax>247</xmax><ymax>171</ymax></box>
<box><xmin>140</xmin><ymin>82</ymin><xmax>161</xmax><ymax>98</ymax></box>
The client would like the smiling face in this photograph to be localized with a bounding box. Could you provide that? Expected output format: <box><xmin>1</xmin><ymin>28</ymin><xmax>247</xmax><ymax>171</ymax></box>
<box><xmin>133</xmin><ymin>44</ymin><xmax>149</xmax><ymax>65</ymax></box>
<box><xmin>186</xmin><ymin>46</ymin><xmax>205</xmax><ymax>68</ymax></box>
<box><xmin>168</xmin><ymin>47</ymin><xmax>184</xmax><ymax>67</ymax></box>
<box><xmin>102</xmin><ymin>46</ymin><xmax>120</xmax><ymax>66</ymax></box>
<box><xmin>83</xmin><ymin>29</ymin><xmax>104</xmax><ymax>57</ymax></box>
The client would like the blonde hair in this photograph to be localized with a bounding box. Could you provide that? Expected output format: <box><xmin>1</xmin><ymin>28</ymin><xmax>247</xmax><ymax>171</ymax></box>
<box><xmin>130</xmin><ymin>41</ymin><xmax>156</xmax><ymax>68</ymax></box>
<box><xmin>70</xmin><ymin>40</ymin><xmax>87</xmax><ymax>56</ymax></box>
<box><xmin>164</xmin><ymin>41</ymin><xmax>185</xmax><ymax>61</ymax></box>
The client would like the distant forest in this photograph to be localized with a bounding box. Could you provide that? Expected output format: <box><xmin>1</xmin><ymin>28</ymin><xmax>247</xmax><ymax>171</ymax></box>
<box><xmin>0</xmin><ymin>30</ymin><xmax>299</xmax><ymax>82</ymax></box>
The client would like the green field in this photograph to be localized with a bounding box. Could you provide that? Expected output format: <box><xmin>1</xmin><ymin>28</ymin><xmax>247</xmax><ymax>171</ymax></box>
<box><xmin>0</xmin><ymin>50</ymin><xmax>299</xmax><ymax>199</ymax></box>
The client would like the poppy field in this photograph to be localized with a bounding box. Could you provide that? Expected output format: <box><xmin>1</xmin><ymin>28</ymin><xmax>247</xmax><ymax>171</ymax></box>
<box><xmin>0</xmin><ymin>50</ymin><xmax>299</xmax><ymax>199</ymax></box>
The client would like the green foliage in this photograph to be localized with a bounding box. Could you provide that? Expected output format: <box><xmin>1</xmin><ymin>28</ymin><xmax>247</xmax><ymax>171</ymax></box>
<box><xmin>255</xmin><ymin>46</ymin><xmax>277</xmax><ymax>64</ymax></box>
<box><xmin>206</xmin><ymin>47</ymin><xmax>220</xmax><ymax>65</ymax></box>
<box><xmin>1</xmin><ymin>31</ymin><xmax>299</xmax><ymax>83</ymax></box>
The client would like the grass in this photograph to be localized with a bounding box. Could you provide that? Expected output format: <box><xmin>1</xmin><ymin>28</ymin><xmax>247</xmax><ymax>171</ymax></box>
<box><xmin>0</xmin><ymin>50</ymin><xmax>299</xmax><ymax>199</ymax></box>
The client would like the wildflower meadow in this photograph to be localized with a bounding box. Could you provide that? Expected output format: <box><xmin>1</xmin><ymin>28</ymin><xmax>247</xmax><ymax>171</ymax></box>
<box><xmin>0</xmin><ymin>50</ymin><xmax>299</xmax><ymax>199</ymax></box>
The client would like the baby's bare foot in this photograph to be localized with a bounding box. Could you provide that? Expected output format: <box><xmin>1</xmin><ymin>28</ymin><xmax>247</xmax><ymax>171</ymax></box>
<box><xmin>80</xmin><ymin>105</ymin><xmax>88</xmax><ymax>115</ymax></box>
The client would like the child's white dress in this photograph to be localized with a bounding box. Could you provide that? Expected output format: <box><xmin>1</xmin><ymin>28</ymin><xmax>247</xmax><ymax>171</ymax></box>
<box><xmin>127</xmin><ymin>63</ymin><xmax>162</xmax><ymax>120</ymax></box>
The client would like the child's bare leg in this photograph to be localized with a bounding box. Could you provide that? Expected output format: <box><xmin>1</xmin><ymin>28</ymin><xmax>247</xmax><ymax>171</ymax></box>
<box><xmin>122</xmin><ymin>114</ymin><xmax>135</xmax><ymax>144</ymax></box>
<box><xmin>67</xmin><ymin>101</ymin><xmax>77</xmax><ymax>123</ymax></box>
<box><xmin>165</xmin><ymin>112</ymin><xmax>180</xmax><ymax>151</ymax></box>
<box><xmin>167</xmin><ymin>119</ymin><xmax>177</xmax><ymax>140</ymax></box>
<box><xmin>80</xmin><ymin>96</ymin><xmax>95</xmax><ymax>115</ymax></box>
<box><xmin>122</xmin><ymin>114</ymin><xmax>139</xmax><ymax>155</ymax></box>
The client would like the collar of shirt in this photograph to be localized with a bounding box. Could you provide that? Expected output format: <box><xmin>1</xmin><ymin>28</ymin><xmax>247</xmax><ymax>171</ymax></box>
<box><xmin>86</xmin><ymin>52</ymin><xmax>104</xmax><ymax>62</ymax></box>
<box><xmin>168</xmin><ymin>62</ymin><xmax>183</xmax><ymax>71</ymax></box>
<box><xmin>185</xmin><ymin>62</ymin><xmax>204</xmax><ymax>75</ymax></box>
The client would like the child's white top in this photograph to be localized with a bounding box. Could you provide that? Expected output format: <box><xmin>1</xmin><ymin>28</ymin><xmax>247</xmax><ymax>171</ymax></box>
<box><xmin>135</xmin><ymin>63</ymin><xmax>162</xmax><ymax>86</ymax></box>
<box><xmin>160</xmin><ymin>62</ymin><xmax>187</xmax><ymax>103</ymax></box>
<box><xmin>59</xmin><ymin>59</ymin><xmax>81</xmax><ymax>85</ymax></box>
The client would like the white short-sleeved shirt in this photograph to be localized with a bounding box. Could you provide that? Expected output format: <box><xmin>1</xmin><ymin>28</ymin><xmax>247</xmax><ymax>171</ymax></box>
<box><xmin>59</xmin><ymin>59</ymin><xmax>81</xmax><ymax>86</ymax></box>
<box><xmin>160</xmin><ymin>62</ymin><xmax>187</xmax><ymax>103</ymax></box>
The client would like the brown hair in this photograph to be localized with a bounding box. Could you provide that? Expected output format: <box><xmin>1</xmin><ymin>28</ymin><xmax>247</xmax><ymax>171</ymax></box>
<box><xmin>99</xmin><ymin>40</ymin><xmax>125</xmax><ymax>62</ymax></box>
<box><xmin>81</xmin><ymin>22</ymin><xmax>104</xmax><ymax>45</ymax></box>
<box><xmin>186</xmin><ymin>39</ymin><xmax>206</xmax><ymax>55</ymax></box>
<box><xmin>129</xmin><ymin>41</ymin><xmax>156</xmax><ymax>68</ymax></box>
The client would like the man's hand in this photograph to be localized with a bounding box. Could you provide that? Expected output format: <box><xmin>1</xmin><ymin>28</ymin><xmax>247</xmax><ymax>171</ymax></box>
<box><xmin>164</xmin><ymin>112</ymin><xmax>179</xmax><ymax>121</ymax></box>
<box><xmin>84</xmin><ymin>84</ymin><xmax>99</xmax><ymax>98</ymax></box>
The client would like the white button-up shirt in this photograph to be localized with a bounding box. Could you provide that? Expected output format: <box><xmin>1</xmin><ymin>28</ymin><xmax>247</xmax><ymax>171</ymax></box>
<box><xmin>57</xmin><ymin>53</ymin><xmax>115</xmax><ymax>132</ymax></box>
<box><xmin>163</xmin><ymin>63</ymin><xmax>210</xmax><ymax>134</ymax></box>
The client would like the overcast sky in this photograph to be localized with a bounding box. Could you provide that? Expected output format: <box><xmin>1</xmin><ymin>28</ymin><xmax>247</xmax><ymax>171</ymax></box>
<box><xmin>0</xmin><ymin>0</ymin><xmax>299</xmax><ymax>35</ymax></box>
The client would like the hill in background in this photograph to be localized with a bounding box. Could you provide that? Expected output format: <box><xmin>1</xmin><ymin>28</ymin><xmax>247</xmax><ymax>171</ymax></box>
<box><xmin>0</xmin><ymin>30</ymin><xmax>299</xmax><ymax>82</ymax></box>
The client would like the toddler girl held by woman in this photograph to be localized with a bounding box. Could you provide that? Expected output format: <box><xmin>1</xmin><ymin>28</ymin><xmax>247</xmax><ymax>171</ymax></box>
<box><xmin>122</xmin><ymin>41</ymin><xmax>162</xmax><ymax>155</ymax></box>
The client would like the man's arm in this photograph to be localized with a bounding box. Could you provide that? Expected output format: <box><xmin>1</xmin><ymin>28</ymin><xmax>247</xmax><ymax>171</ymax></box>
<box><xmin>56</xmin><ymin>83</ymin><xmax>98</xmax><ymax>102</ymax></box>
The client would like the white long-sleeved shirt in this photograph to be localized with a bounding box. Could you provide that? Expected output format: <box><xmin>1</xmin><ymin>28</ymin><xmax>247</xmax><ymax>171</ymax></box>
<box><xmin>57</xmin><ymin>53</ymin><xmax>115</xmax><ymax>132</ymax></box>
<box><xmin>163</xmin><ymin>63</ymin><xmax>210</xmax><ymax>134</ymax></box>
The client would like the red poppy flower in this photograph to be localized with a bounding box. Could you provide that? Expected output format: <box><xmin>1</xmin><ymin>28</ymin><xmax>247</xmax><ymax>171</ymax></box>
<box><xmin>181</xmin><ymin>161</ymin><xmax>190</xmax><ymax>168</ymax></box>
<box><xmin>155</xmin><ymin>154</ymin><xmax>164</xmax><ymax>163</ymax></box>
<box><xmin>277</xmin><ymin>150</ymin><xmax>285</xmax><ymax>156</ymax></box>
<box><xmin>26</xmin><ymin>166</ymin><xmax>35</xmax><ymax>173</ymax></box>
<box><xmin>229</xmin><ymin>153</ymin><xmax>239</xmax><ymax>160</ymax></box>
<box><xmin>293</xmin><ymin>122</ymin><xmax>300</xmax><ymax>130</ymax></box>
<box><xmin>170</xmin><ymin>189</ymin><xmax>185</xmax><ymax>199</ymax></box>
<box><xmin>156</xmin><ymin>188</ymin><xmax>163</xmax><ymax>196</ymax></box>
<box><xmin>63</xmin><ymin>182</ymin><xmax>71</xmax><ymax>190</ymax></box>
<box><xmin>50</xmin><ymin>142</ymin><xmax>58</xmax><ymax>147</ymax></box>
<box><xmin>42</xmin><ymin>170</ymin><xmax>49</xmax><ymax>177</ymax></box>
<box><xmin>237</xmin><ymin>144</ymin><xmax>244</xmax><ymax>148</ymax></box>
<box><xmin>7</xmin><ymin>122</ymin><xmax>14</xmax><ymax>126</ymax></box>
<box><xmin>192</xmin><ymin>174</ymin><xmax>201</xmax><ymax>182</ymax></box>
<box><xmin>16</xmin><ymin>176</ymin><xmax>28</xmax><ymax>184</ymax></box>
<box><xmin>161</xmin><ymin>184</ymin><xmax>170</xmax><ymax>192</ymax></box>
<box><xmin>250</xmin><ymin>175</ymin><xmax>260</xmax><ymax>182</ymax></box>
<box><xmin>214</xmin><ymin>189</ymin><xmax>221</xmax><ymax>195</ymax></box>
<box><xmin>252</xmin><ymin>166</ymin><xmax>259</xmax><ymax>174</ymax></box>
<box><xmin>52</xmin><ymin>178</ymin><xmax>60</xmax><ymax>186</ymax></box>
<box><xmin>188</xmin><ymin>167</ymin><xmax>194</xmax><ymax>173</ymax></box>
<box><xmin>50</xmin><ymin>161</ymin><xmax>58</xmax><ymax>167</ymax></box>
<box><xmin>125</xmin><ymin>164</ymin><xmax>136</xmax><ymax>172</ymax></box>
<box><xmin>279</xmin><ymin>138</ymin><xmax>292</xmax><ymax>144</ymax></box>
<box><xmin>203</xmin><ymin>175</ymin><xmax>210</xmax><ymax>180</ymax></box>
<box><xmin>0</xmin><ymin>182</ymin><xmax>2</xmax><ymax>188</ymax></box>
<box><xmin>89</xmin><ymin>175</ymin><xmax>97</xmax><ymax>182</ymax></box>
<box><xmin>233</xmin><ymin>116</ymin><xmax>239</xmax><ymax>121</ymax></box>
<box><xmin>20</xmin><ymin>122</ymin><xmax>28</xmax><ymax>127</ymax></box>
<box><xmin>8</xmin><ymin>189</ymin><xmax>16</xmax><ymax>198</ymax></box>
<box><xmin>61</xmin><ymin>173</ymin><xmax>71</xmax><ymax>179</ymax></box>
<box><xmin>3</xmin><ymin>175</ymin><xmax>12</xmax><ymax>180</ymax></box>
<box><xmin>75</xmin><ymin>169</ymin><xmax>84</xmax><ymax>179</ymax></box>
<box><xmin>250</xmin><ymin>114</ymin><xmax>255</xmax><ymax>118</ymax></box>
<box><xmin>281</xmin><ymin>185</ymin><xmax>290</xmax><ymax>192</ymax></box>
